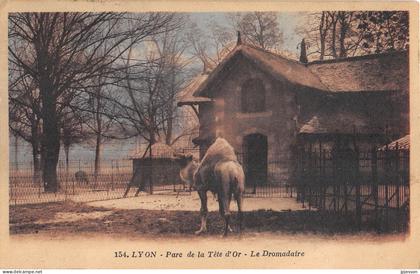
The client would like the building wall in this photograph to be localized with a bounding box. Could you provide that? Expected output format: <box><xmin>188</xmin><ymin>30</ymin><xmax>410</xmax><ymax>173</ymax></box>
<box><xmin>196</xmin><ymin>54</ymin><xmax>409</xmax><ymax>184</ymax></box>
<box><xmin>202</xmin><ymin>57</ymin><xmax>299</xmax><ymax>183</ymax></box>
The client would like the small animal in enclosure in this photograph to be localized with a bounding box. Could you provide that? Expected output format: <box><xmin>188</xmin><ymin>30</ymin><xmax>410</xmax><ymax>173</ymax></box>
<box><xmin>75</xmin><ymin>170</ymin><xmax>89</xmax><ymax>185</ymax></box>
<box><xmin>180</xmin><ymin>138</ymin><xmax>245</xmax><ymax>236</ymax></box>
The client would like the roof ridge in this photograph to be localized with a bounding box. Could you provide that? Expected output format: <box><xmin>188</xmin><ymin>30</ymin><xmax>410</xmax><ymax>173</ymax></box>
<box><xmin>239</xmin><ymin>44</ymin><xmax>330</xmax><ymax>92</ymax></box>
<box><xmin>242</xmin><ymin>43</ymin><xmax>302</xmax><ymax>65</ymax></box>
<box><xmin>307</xmin><ymin>50</ymin><xmax>408</xmax><ymax>65</ymax></box>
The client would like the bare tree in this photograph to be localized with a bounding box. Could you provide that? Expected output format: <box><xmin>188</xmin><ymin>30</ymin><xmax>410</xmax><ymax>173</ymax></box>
<box><xmin>82</xmin><ymin>79</ymin><xmax>118</xmax><ymax>177</ymax></box>
<box><xmin>112</xmin><ymin>15</ymin><xmax>197</xmax><ymax>154</ymax></box>
<box><xmin>187</xmin><ymin>20</ymin><xmax>235</xmax><ymax>71</ymax></box>
<box><xmin>229</xmin><ymin>12</ymin><xmax>283</xmax><ymax>51</ymax></box>
<box><xmin>298</xmin><ymin>11</ymin><xmax>408</xmax><ymax>61</ymax></box>
<box><xmin>187</xmin><ymin>12</ymin><xmax>284</xmax><ymax>71</ymax></box>
<box><xmin>60</xmin><ymin>105</ymin><xmax>88</xmax><ymax>173</ymax></box>
<box><xmin>355</xmin><ymin>11</ymin><xmax>409</xmax><ymax>54</ymax></box>
<box><xmin>9</xmin><ymin>12</ymin><xmax>177</xmax><ymax>192</ymax></box>
<box><xmin>297</xmin><ymin>12</ymin><xmax>335</xmax><ymax>60</ymax></box>
<box><xmin>8</xmin><ymin>67</ymin><xmax>43</xmax><ymax>182</ymax></box>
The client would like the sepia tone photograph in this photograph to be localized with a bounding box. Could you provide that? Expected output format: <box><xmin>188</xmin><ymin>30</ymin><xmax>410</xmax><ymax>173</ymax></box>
<box><xmin>1</xmin><ymin>2</ymin><xmax>419</xmax><ymax>269</ymax></box>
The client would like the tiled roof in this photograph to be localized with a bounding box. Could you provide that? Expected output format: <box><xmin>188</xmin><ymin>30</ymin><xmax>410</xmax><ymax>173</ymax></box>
<box><xmin>307</xmin><ymin>51</ymin><xmax>408</xmax><ymax>93</ymax></box>
<box><xmin>299</xmin><ymin>112</ymin><xmax>382</xmax><ymax>135</ymax></box>
<box><xmin>131</xmin><ymin>142</ymin><xmax>177</xmax><ymax>159</ymax></box>
<box><xmin>177</xmin><ymin>74</ymin><xmax>212</xmax><ymax>106</ymax></box>
<box><xmin>379</xmin><ymin>134</ymin><xmax>410</xmax><ymax>150</ymax></box>
<box><xmin>193</xmin><ymin>44</ymin><xmax>329</xmax><ymax>98</ymax></box>
<box><xmin>178</xmin><ymin>43</ymin><xmax>408</xmax><ymax>104</ymax></box>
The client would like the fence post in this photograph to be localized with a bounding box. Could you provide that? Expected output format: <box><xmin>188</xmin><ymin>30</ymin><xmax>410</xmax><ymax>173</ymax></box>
<box><xmin>385</xmin><ymin>144</ymin><xmax>390</xmax><ymax>231</ymax></box>
<box><xmin>333</xmin><ymin>145</ymin><xmax>338</xmax><ymax>213</ymax></box>
<box><xmin>72</xmin><ymin>173</ymin><xmax>75</xmax><ymax>195</ymax></box>
<box><xmin>38</xmin><ymin>171</ymin><xmax>42</xmax><ymax>198</ymax></box>
<box><xmin>395</xmin><ymin>142</ymin><xmax>401</xmax><ymax>231</ymax></box>
<box><xmin>111</xmin><ymin>160</ymin><xmax>115</xmax><ymax>192</ymax></box>
<box><xmin>343</xmin><ymin>181</ymin><xmax>348</xmax><ymax>215</ymax></box>
<box><xmin>322</xmin><ymin>149</ymin><xmax>326</xmax><ymax>210</ymax></box>
<box><xmin>371</xmin><ymin>146</ymin><xmax>379</xmax><ymax>232</ymax></box>
<box><xmin>149</xmin><ymin>145</ymin><xmax>154</xmax><ymax>195</ymax></box>
<box><xmin>395</xmin><ymin>142</ymin><xmax>400</xmax><ymax>208</ymax></box>
<box><xmin>309</xmin><ymin>143</ymin><xmax>314</xmax><ymax>209</ymax></box>
<box><xmin>355</xmin><ymin>148</ymin><xmax>361</xmax><ymax>231</ymax></box>
<box><xmin>332</xmin><ymin>151</ymin><xmax>336</xmax><ymax>213</ymax></box>
<box><xmin>297</xmin><ymin>145</ymin><xmax>303</xmax><ymax>202</ymax></box>
<box><xmin>301</xmin><ymin>146</ymin><xmax>306</xmax><ymax>208</ymax></box>
<box><xmin>14</xmin><ymin>177</ymin><xmax>17</xmax><ymax>206</ymax></box>
<box><xmin>64</xmin><ymin>173</ymin><xmax>68</xmax><ymax>201</ymax></box>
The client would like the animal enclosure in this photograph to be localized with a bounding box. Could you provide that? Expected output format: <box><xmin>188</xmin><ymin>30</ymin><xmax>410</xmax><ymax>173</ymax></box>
<box><xmin>8</xmin><ymin>158</ymin><xmax>190</xmax><ymax>205</ymax></box>
<box><xmin>295</xmin><ymin>142</ymin><xmax>409</xmax><ymax>232</ymax></box>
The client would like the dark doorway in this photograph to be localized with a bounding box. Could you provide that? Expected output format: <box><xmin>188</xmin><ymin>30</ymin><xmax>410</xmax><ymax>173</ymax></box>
<box><xmin>243</xmin><ymin>133</ymin><xmax>268</xmax><ymax>193</ymax></box>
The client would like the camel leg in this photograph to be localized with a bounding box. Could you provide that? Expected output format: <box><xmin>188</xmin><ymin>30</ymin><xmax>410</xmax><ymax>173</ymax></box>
<box><xmin>195</xmin><ymin>190</ymin><xmax>208</xmax><ymax>235</ymax></box>
<box><xmin>218</xmin><ymin>186</ymin><xmax>232</xmax><ymax>237</ymax></box>
<box><xmin>227</xmin><ymin>193</ymin><xmax>233</xmax><ymax>233</ymax></box>
<box><xmin>224</xmin><ymin>214</ymin><xmax>231</xmax><ymax>237</ymax></box>
<box><xmin>217</xmin><ymin>197</ymin><xmax>228</xmax><ymax>236</ymax></box>
<box><xmin>235</xmin><ymin>192</ymin><xmax>243</xmax><ymax>234</ymax></box>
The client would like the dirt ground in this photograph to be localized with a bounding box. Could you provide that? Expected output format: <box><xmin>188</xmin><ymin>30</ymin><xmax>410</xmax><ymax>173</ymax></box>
<box><xmin>86</xmin><ymin>192</ymin><xmax>308</xmax><ymax>211</ymax></box>
<box><xmin>9</xmin><ymin>193</ymin><xmax>407</xmax><ymax>239</ymax></box>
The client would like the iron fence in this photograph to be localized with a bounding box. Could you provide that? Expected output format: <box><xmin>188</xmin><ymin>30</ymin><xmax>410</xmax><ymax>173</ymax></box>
<box><xmin>9</xmin><ymin>159</ymin><xmax>192</xmax><ymax>205</ymax></box>
<box><xmin>296</xmin><ymin>144</ymin><xmax>409</xmax><ymax>232</ymax></box>
<box><xmin>8</xmin><ymin>143</ymin><xmax>410</xmax><ymax>232</ymax></box>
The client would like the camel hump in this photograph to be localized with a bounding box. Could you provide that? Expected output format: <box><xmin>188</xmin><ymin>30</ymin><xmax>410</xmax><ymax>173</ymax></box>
<box><xmin>194</xmin><ymin>138</ymin><xmax>241</xmax><ymax>192</ymax></box>
<box><xmin>200</xmin><ymin>138</ymin><xmax>238</xmax><ymax>166</ymax></box>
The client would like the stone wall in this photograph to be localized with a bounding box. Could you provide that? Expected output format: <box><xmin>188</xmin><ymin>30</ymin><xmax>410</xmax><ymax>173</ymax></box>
<box><xmin>201</xmin><ymin>57</ymin><xmax>300</xmax><ymax>183</ymax></box>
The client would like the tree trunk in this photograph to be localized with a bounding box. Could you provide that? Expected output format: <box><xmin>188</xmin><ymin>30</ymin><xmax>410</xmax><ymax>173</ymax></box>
<box><xmin>94</xmin><ymin>133</ymin><xmax>101</xmax><ymax>179</ymax></box>
<box><xmin>32</xmin><ymin>140</ymin><xmax>41</xmax><ymax>185</ymax></box>
<box><xmin>33</xmin><ymin>152</ymin><xmax>41</xmax><ymax>185</ymax></box>
<box><xmin>149</xmin><ymin>130</ymin><xmax>156</xmax><ymax>145</ymax></box>
<box><xmin>338</xmin><ymin>12</ymin><xmax>348</xmax><ymax>58</ymax></box>
<box><xmin>31</xmin><ymin>115</ymin><xmax>42</xmax><ymax>184</ymax></box>
<box><xmin>94</xmin><ymin>88</ymin><xmax>102</xmax><ymax>178</ymax></box>
<box><xmin>331</xmin><ymin>16</ymin><xmax>338</xmax><ymax>58</ymax></box>
<box><xmin>165</xmin><ymin>110</ymin><xmax>173</xmax><ymax>145</ymax></box>
<box><xmin>64</xmin><ymin>144</ymin><xmax>70</xmax><ymax>174</ymax></box>
<box><xmin>339</xmin><ymin>30</ymin><xmax>347</xmax><ymax>57</ymax></box>
<box><xmin>14</xmin><ymin>134</ymin><xmax>19</xmax><ymax>170</ymax></box>
<box><xmin>41</xmin><ymin>87</ymin><xmax>60</xmax><ymax>192</ymax></box>
<box><xmin>319</xmin><ymin>12</ymin><xmax>326</xmax><ymax>60</ymax></box>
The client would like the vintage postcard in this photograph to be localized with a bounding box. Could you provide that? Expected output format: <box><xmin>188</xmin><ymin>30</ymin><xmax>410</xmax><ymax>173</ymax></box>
<box><xmin>0</xmin><ymin>0</ymin><xmax>419</xmax><ymax>269</ymax></box>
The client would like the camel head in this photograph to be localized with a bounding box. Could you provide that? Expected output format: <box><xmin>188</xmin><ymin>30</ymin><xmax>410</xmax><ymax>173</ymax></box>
<box><xmin>177</xmin><ymin>154</ymin><xmax>194</xmax><ymax>169</ymax></box>
<box><xmin>178</xmin><ymin>154</ymin><xmax>199</xmax><ymax>190</ymax></box>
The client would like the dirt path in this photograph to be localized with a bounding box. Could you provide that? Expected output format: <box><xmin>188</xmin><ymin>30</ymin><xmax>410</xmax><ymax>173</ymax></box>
<box><xmin>86</xmin><ymin>192</ymin><xmax>307</xmax><ymax>212</ymax></box>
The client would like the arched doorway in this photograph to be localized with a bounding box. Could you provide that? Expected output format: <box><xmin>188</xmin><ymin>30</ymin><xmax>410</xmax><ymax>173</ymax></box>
<box><xmin>243</xmin><ymin>133</ymin><xmax>268</xmax><ymax>193</ymax></box>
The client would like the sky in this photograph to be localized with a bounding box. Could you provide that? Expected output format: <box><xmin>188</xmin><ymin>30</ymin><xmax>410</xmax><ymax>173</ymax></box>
<box><xmin>9</xmin><ymin>12</ymin><xmax>307</xmax><ymax>168</ymax></box>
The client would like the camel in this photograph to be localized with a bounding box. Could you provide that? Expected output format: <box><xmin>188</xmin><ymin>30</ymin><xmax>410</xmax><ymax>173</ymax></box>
<box><xmin>180</xmin><ymin>138</ymin><xmax>245</xmax><ymax>236</ymax></box>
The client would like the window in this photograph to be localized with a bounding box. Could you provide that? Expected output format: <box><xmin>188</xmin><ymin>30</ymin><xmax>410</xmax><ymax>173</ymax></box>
<box><xmin>241</xmin><ymin>79</ymin><xmax>266</xmax><ymax>113</ymax></box>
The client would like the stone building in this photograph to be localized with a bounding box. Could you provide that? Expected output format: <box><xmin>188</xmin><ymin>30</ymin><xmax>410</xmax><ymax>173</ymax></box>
<box><xmin>178</xmin><ymin>38</ymin><xmax>409</xmax><ymax>186</ymax></box>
